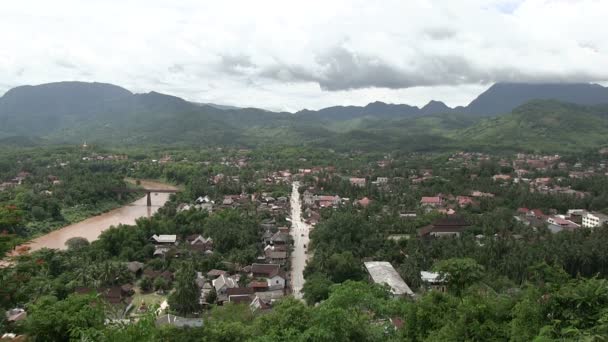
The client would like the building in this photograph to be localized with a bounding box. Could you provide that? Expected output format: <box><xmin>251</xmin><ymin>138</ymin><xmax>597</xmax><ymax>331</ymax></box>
<box><xmin>363</xmin><ymin>261</ymin><xmax>414</xmax><ymax>298</ymax></box>
<box><xmin>547</xmin><ymin>216</ymin><xmax>579</xmax><ymax>230</ymax></box>
<box><xmin>420</xmin><ymin>271</ymin><xmax>447</xmax><ymax>292</ymax></box>
<box><xmin>150</xmin><ymin>234</ymin><xmax>177</xmax><ymax>245</ymax></box>
<box><xmin>349</xmin><ymin>178</ymin><xmax>366</xmax><ymax>187</ymax></box>
<box><xmin>420</xmin><ymin>196</ymin><xmax>442</xmax><ymax>208</ymax></box>
<box><xmin>212</xmin><ymin>274</ymin><xmax>238</xmax><ymax>296</ymax></box>
<box><xmin>5</xmin><ymin>308</ymin><xmax>27</xmax><ymax>322</ymax></box>
<box><xmin>418</xmin><ymin>216</ymin><xmax>470</xmax><ymax>237</ymax></box>
<box><xmin>250</xmin><ymin>263</ymin><xmax>286</xmax><ymax>290</ymax></box>
<box><xmin>582</xmin><ymin>212</ymin><xmax>608</xmax><ymax>228</ymax></box>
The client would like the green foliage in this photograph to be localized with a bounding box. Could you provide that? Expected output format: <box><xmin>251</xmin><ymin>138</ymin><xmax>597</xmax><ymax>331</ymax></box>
<box><xmin>139</xmin><ymin>276</ymin><xmax>153</xmax><ymax>292</ymax></box>
<box><xmin>168</xmin><ymin>262</ymin><xmax>201</xmax><ymax>315</ymax></box>
<box><xmin>302</xmin><ymin>273</ymin><xmax>334</xmax><ymax>305</ymax></box>
<box><xmin>433</xmin><ymin>258</ymin><xmax>485</xmax><ymax>296</ymax></box>
<box><xmin>25</xmin><ymin>294</ymin><xmax>105</xmax><ymax>341</ymax></box>
<box><xmin>64</xmin><ymin>236</ymin><xmax>90</xmax><ymax>251</ymax></box>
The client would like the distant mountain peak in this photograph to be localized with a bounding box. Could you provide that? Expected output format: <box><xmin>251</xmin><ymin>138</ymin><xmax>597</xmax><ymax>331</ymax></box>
<box><xmin>466</xmin><ymin>82</ymin><xmax>608</xmax><ymax>116</ymax></box>
<box><xmin>421</xmin><ymin>100</ymin><xmax>452</xmax><ymax>114</ymax></box>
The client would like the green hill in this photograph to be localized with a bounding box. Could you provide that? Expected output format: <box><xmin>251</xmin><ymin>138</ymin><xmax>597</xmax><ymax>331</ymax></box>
<box><xmin>457</xmin><ymin>100</ymin><xmax>608</xmax><ymax>152</ymax></box>
<box><xmin>3</xmin><ymin>82</ymin><xmax>608</xmax><ymax>153</ymax></box>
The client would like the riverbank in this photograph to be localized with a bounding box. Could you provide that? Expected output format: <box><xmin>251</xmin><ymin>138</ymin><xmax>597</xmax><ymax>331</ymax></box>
<box><xmin>3</xmin><ymin>180</ymin><xmax>177</xmax><ymax>262</ymax></box>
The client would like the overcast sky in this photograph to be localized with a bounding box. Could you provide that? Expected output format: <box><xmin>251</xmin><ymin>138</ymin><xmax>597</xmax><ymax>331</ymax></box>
<box><xmin>1</xmin><ymin>0</ymin><xmax>607</xmax><ymax>111</ymax></box>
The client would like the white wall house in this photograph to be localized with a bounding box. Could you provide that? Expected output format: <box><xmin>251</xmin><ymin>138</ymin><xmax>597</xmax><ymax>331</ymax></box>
<box><xmin>582</xmin><ymin>212</ymin><xmax>608</xmax><ymax>228</ymax></box>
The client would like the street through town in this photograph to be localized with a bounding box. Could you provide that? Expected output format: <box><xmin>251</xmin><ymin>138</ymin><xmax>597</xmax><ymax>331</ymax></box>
<box><xmin>289</xmin><ymin>181</ymin><xmax>311</xmax><ymax>300</ymax></box>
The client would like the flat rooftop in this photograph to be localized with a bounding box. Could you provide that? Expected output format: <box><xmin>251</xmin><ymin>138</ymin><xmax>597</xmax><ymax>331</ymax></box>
<box><xmin>364</xmin><ymin>261</ymin><xmax>414</xmax><ymax>296</ymax></box>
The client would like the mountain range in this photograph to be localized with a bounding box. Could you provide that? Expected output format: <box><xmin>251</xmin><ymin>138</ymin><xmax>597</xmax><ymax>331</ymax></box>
<box><xmin>1</xmin><ymin>81</ymin><xmax>608</xmax><ymax>152</ymax></box>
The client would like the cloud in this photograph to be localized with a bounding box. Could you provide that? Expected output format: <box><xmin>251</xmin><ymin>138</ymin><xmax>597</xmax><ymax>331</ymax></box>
<box><xmin>0</xmin><ymin>0</ymin><xmax>607</xmax><ymax>111</ymax></box>
<box><xmin>219</xmin><ymin>54</ymin><xmax>256</xmax><ymax>75</ymax></box>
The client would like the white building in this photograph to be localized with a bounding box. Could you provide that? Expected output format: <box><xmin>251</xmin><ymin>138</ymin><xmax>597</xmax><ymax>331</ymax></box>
<box><xmin>582</xmin><ymin>212</ymin><xmax>608</xmax><ymax>228</ymax></box>
<box><xmin>364</xmin><ymin>261</ymin><xmax>414</xmax><ymax>298</ymax></box>
<box><xmin>420</xmin><ymin>271</ymin><xmax>447</xmax><ymax>292</ymax></box>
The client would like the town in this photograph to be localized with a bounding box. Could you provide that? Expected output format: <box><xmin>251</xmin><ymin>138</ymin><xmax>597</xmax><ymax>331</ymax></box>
<box><xmin>2</xmin><ymin>145</ymin><xmax>608</xmax><ymax>340</ymax></box>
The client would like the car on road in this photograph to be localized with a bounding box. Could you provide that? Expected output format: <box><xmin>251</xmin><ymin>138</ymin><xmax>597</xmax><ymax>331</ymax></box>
<box><xmin>303</xmin><ymin>244</ymin><xmax>306</xmax><ymax>248</ymax></box>
<box><xmin>301</xmin><ymin>233</ymin><xmax>304</xmax><ymax>237</ymax></box>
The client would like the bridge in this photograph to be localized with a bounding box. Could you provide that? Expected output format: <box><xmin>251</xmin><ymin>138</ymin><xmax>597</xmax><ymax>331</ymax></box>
<box><xmin>113</xmin><ymin>188</ymin><xmax>180</xmax><ymax>206</ymax></box>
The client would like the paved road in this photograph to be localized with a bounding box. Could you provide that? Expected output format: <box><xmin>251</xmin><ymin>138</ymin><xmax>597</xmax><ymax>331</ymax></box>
<box><xmin>289</xmin><ymin>181</ymin><xmax>311</xmax><ymax>300</ymax></box>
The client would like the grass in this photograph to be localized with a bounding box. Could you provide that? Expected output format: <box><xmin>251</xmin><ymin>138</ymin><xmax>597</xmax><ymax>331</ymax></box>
<box><xmin>129</xmin><ymin>288</ymin><xmax>168</xmax><ymax>316</ymax></box>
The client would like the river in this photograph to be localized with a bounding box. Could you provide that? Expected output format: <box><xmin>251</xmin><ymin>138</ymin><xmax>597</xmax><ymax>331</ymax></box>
<box><xmin>12</xmin><ymin>180</ymin><xmax>177</xmax><ymax>253</ymax></box>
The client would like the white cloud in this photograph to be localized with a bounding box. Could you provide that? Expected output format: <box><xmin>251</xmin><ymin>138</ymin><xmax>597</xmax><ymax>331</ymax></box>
<box><xmin>0</xmin><ymin>0</ymin><xmax>607</xmax><ymax>111</ymax></box>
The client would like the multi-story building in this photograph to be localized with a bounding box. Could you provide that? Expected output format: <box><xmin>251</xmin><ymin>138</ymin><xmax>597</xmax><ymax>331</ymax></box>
<box><xmin>582</xmin><ymin>212</ymin><xmax>608</xmax><ymax>228</ymax></box>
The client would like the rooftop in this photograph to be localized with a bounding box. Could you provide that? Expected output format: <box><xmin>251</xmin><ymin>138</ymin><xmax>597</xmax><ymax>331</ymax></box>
<box><xmin>364</xmin><ymin>261</ymin><xmax>413</xmax><ymax>297</ymax></box>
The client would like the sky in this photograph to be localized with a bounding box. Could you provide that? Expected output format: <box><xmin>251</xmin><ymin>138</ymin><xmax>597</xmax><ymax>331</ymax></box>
<box><xmin>1</xmin><ymin>0</ymin><xmax>607</xmax><ymax>112</ymax></box>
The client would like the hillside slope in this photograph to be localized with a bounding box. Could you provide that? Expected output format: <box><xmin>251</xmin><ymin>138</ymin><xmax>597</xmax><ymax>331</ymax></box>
<box><xmin>458</xmin><ymin>100</ymin><xmax>608</xmax><ymax>151</ymax></box>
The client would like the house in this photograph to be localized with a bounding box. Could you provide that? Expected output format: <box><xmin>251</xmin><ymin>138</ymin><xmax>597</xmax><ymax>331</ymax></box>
<box><xmin>212</xmin><ymin>274</ymin><xmax>238</xmax><ymax>296</ymax></box>
<box><xmin>364</xmin><ymin>261</ymin><xmax>414</xmax><ymax>298</ymax></box>
<box><xmin>269</xmin><ymin>231</ymin><xmax>290</xmax><ymax>246</ymax></box>
<box><xmin>247</xmin><ymin>280</ymin><xmax>269</xmax><ymax>292</ymax></box>
<box><xmin>75</xmin><ymin>286</ymin><xmax>129</xmax><ymax>305</ymax></box>
<box><xmin>250</xmin><ymin>263</ymin><xmax>286</xmax><ymax>290</ymax></box>
<box><xmin>264</xmin><ymin>245</ymin><xmax>288</xmax><ymax>264</ymax></box>
<box><xmin>374</xmin><ymin>177</ymin><xmax>389</xmax><ymax>185</ymax></box>
<box><xmin>187</xmin><ymin>235</ymin><xmax>214</xmax><ymax>253</ymax></box>
<box><xmin>314</xmin><ymin>195</ymin><xmax>341</xmax><ymax>207</ymax></box>
<box><xmin>418</xmin><ymin>216</ymin><xmax>470</xmax><ymax>237</ymax></box>
<box><xmin>547</xmin><ymin>216</ymin><xmax>579</xmax><ymax>230</ymax></box>
<box><xmin>150</xmin><ymin>234</ymin><xmax>177</xmax><ymax>245</ymax></box>
<box><xmin>492</xmin><ymin>174</ymin><xmax>511</xmax><ymax>182</ymax></box>
<box><xmin>195</xmin><ymin>195</ymin><xmax>213</xmax><ymax>204</ymax></box>
<box><xmin>456</xmin><ymin>196</ymin><xmax>474</xmax><ymax>207</ymax></box>
<box><xmin>126</xmin><ymin>261</ymin><xmax>144</xmax><ymax>275</ymax></box>
<box><xmin>195</xmin><ymin>203</ymin><xmax>213</xmax><ymax>212</ymax></box>
<box><xmin>303</xmin><ymin>190</ymin><xmax>314</xmax><ymax>206</ymax></box>
<box><xmin>420</xmin><ymin>196</ymin><xmax>442</xmax><ymax>208</ymax></box>
<box><xmin>226</xmin><ymin>287</ymin><xmax>255</xmax><ymax>304</ymax></box>
<box><xmin>349</xmin><ymin>177</ymin><xmax>366</xmax><ymax>187</ymax></box>
<box><xmin>420</xmin><ymin>271</ymin><xmax>446</xmax><ymax>292</ymax></box>
<box><xmin>250</xmin><ymin>296</ymin><xmax>272</xmax><ymax>312</ymax></box>
<box><xmin>470</xmin><ymin>191</ymin><xmax>494</xmax><ymax>198</ymax></box>
<box><xmin>153</xmin><ymin>246</ymin><xmax>172</xmax><ymax>257</ymax></box>
<box><xmin>206</xmin><ymin>269</ymin><xmax>227</xmax><ymax>279</ymax></box>
<box><xmin>582</xmin><ymin>212</ymin><xmax>608</xmax><ymax>228</ymax></box>
<box><xmin>5</xmin><ymin>308</ymin><xmax>26</xmax><ymax>322</ymax></box>
<box><xmin>357</xmin><ymin>197</ymin><xmax>371</xmax><ymax>208</ymax></box>
<box><xmin>142</xmin><ymin>269</ymin><xmax>174</xmax><ymax>283</ymax></box>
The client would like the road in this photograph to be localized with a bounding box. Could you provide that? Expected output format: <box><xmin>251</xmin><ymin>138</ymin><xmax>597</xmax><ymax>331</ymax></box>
<box><xmin>289</xmin><ymin>181</ymin><xmax>311</xmax><ymax>300</ymax></box>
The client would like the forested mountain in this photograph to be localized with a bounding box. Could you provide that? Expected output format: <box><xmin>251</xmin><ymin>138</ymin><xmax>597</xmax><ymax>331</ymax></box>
<box><xmin>459</xmin><ymin>100</ymin><xmax>608</xmax><ymax>151</ymax></box>
<box><xmin>465</xmin><ymin>82</ymin><xmax>608</xmax><ymax>116</ymax></box>
<box><xmin>2</xmin><ymin>81</ymin><xmax>608</xmax><ymax>152</ymax></box>
<box><xmin>296</xmin><ymin>82</ymin><xmax>608</xmax><ymax>120</ymax></box>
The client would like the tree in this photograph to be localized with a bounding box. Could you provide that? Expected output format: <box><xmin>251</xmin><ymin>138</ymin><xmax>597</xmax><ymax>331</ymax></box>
<box><xmin>0</xmin><ymin>205</ymin><xmax>23</xmax><ymax>234</ymax></box>
<box><xmin>206</xmin><ymin>287</ymin><xmax>217</xmax><ymax>304</ymax></box>
<box><xmin>433</xmin><ymin>258</ymin><xmax>484</xmax><ymax>296</ymax></box>
<box><xmin>327</xmin><ymin>251</ymin><xmax>364</xmax><ymax>283</ymax></box>
<box><xmin>139</xmin><ymin>276</ymin><xmax>153</xmax><ymax>292</ymax></box>
<box><xmin>31</xmin><ymin>206</ymin><xmax>47</xmax><ymax>221</ymax></box>
<box><xmin>25</xmin><ymin>294</ymin><xmax>105</xmax><ymax>341</ymax></box>
<box><xmin>168</xmin><ymin>263</ymin><xmax>201</xmax><ymax>315</ymax></box>
<box><xmin>153</xmin><ymin>276</ymin><xmax>169</xmax><ymax>292</ymax></box>
<box><xmin>302</xmin><ymin>273</ymin><xmax>334</xmax><ymax>305</ymax></box>
<box><xmin>65</xmin><ymin>236</ymin><xmax>90</xmax><ymax>251</ymax></box>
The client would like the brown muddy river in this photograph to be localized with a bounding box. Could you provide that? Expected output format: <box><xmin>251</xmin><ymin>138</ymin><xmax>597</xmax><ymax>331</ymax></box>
<box><xmin>16</xmin><ymin>180</ymin><xmax>177</xmax><ymax>252</ymax></box>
